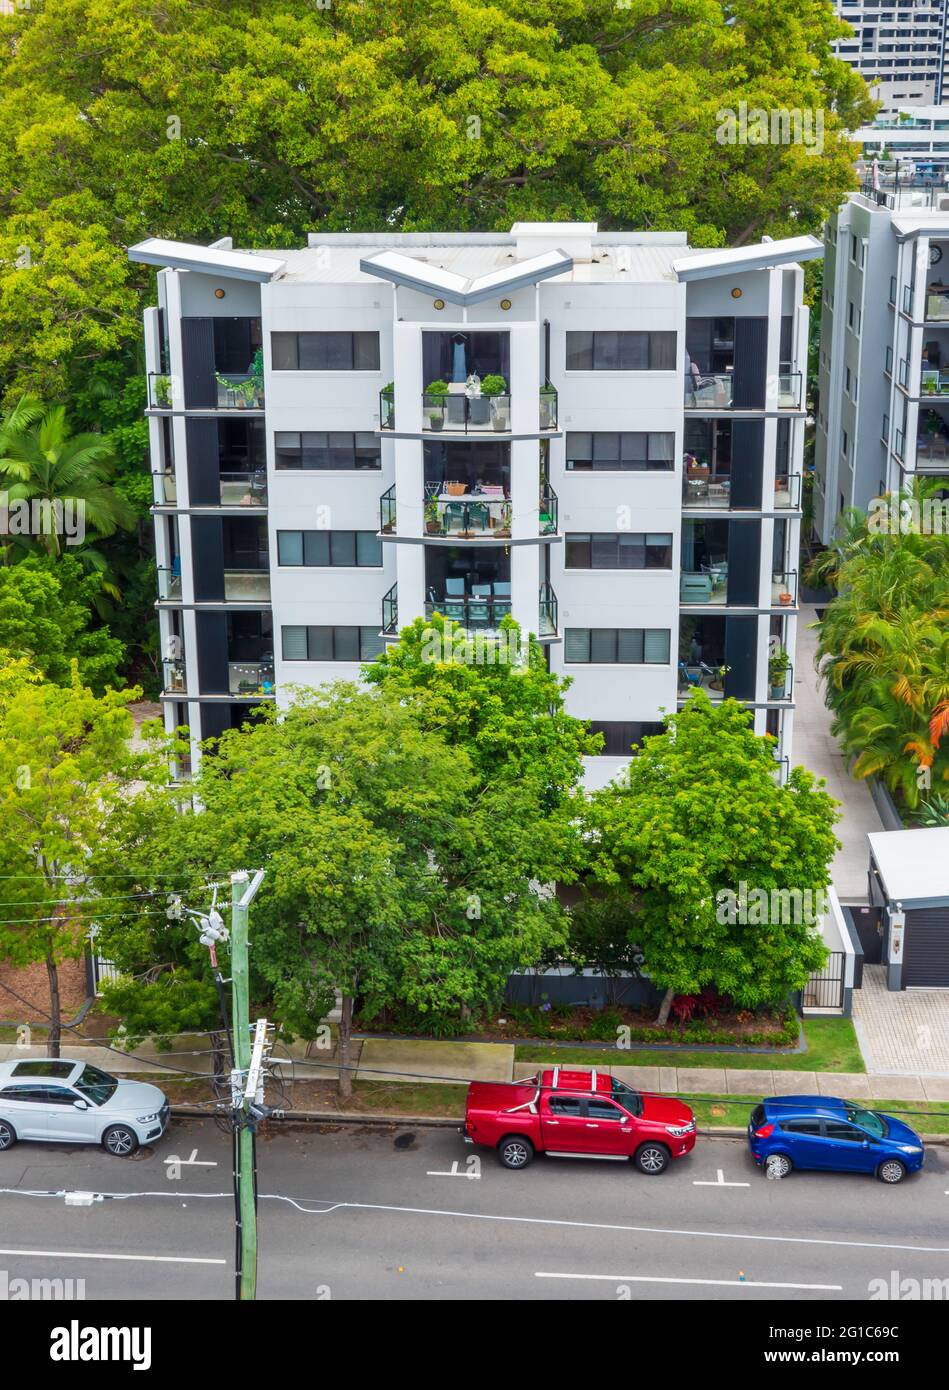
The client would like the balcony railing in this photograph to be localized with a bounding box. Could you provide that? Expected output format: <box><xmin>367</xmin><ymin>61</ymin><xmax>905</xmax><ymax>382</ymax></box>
<box><xmin>768</xmin><ymin>660</ymin><xmax>794</xmax><ymax>701</ymax></box>
<box><xmin>681</xmin><ymin>472</ymin><xmax>801</xmax><ymax>510</ymax></box>
<box><xmin>228</xmin><ymin>660</ymin><xmax>275</xmax><ymax>696</ymax></box>
<box><xmin>382</xmin><ymin>582</ymin><xmax>398</xmax><ymax>635</ymax></box>
<box><xmin>777</xmin><ymin>372</ymin><xmax>802</xmax><ymax>408</ymax></box>
<box><xmin>772</xmin><ymin>570</ymin><xmax>798</xmax><ymax>607</ymax></box>
<box><xmin>539</xmin><ymin>486</ymin><xmax>558</xmax><ymax>535</ymax></box>
<box><xmin>152</xmin><ymin>471</ymin><xmax>177</xmax><ymax>505</ymax></box>
<box><xmin>685</xmin><ymin>373</ymin><xmax>733</xmax><ymax>409</ymax></box>
<box><xmin>380</xmin><ymin>484</ymin><xmax>396</xmax><ymax>534</ymax></box>
<box><xmin>424</xmin><ymin>495</ymin><xmax>512</xmax><ymax>537</ymax></box>
<box><xmin>539</xmin><ymin>384</ymin><xmax>558</xmax><ymax>430</ymax></box>
<box><xmin>917</xmin><ymin>432</ymin><xmax>949</xmax><ymax>466</ymax></box>
<box><xmin>147</xmin><ymin>372</ymin><xmax>265</xmax><ymax>411</ymax></box>
<box><xmin>220</xmin><ymin>471</ymin><xmax>267</xmax><ymax>506</ymax></box>
<box><xmin>538</xmin><ymin>581</ymin><xmax>558</xmax><ymax>637</ymax></box>
<box><xmin>223</xmin><ymin>569</ymin><xmax>271</xmax><ymax>601</ymax></box>
<box><xmin>894</xmin><ymin>428</ymin><xmax>906</xmax><ymax>461</ymax></box>
<box><xmin>903</xmin><ymin>284</ymin><xmax>914</xmax><ymax>315</ymax></box>
<box><xmin>157</xmin><ymin>566</ymin><xmax>182</xmax><ymax>600</ymax></box>
<box><xmin>162</xmin><ymin>659</ymin><xmax>187</xmax><ymax>694</ymax></box>
<box><xmin>422</xmin><ymin>391</ymin><xmax>511</xmax><ymax>433</ymax></box>
<box><xmin>773</xmin><ymin>473</ymin><xmax>802</xmax><ymax>509</ymax></box>
<box><xmin>170</xmin><ymin>754</ymin><xmax>193</xmax><ymax>785</ymax></box>
<box><xmin>425</xmin><ymin>593</ymin><xmax>513</xmax><ymax>627</ymax></box>
<box><xmin>379</xmin><ymin>386</ymin><xmax>395</xmax><ymax>431</ymax></box>
<box><xmin>926</xmin><ymin>289</ymin><xmax>949</xmax><ymax>322</ymax></box>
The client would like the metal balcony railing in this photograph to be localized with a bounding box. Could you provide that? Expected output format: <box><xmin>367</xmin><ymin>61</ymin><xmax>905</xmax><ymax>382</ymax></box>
<box><xmin>382</xmin><ymin>582</ymin><xmax>398</xmax><ymax>635</ymax></box>
<box><xmin>538</xmin><ymin>581</ymin><xmax>558</xmax><ymax>637</ymax></box>
<box><xmin>777</xmin><ymin>371</ymin><xmax>802</xmax><ymax>408</ymax></box>
<box><xmin>768</xmin><ymin>659</ymin><xmax>793</xmax><ymax>701</ymax></box>
<box><xmin>423</xmin><ymin>496</ymin><xmax>512</xmax><ymax>537</ymax></box>
<box><xmin>380</xmin><ymin>484</ymin><xmax>396</xmax><ymax>534</ymax></box>
<box><xmin>147</xmin><ymin>372</ymin><xmax>265</xmax><ymax>411</ymax></box>
<box><xmin>773</xmin><ymin>473</ymin><xmax>802</xmax><ymax>510</ymax></box>
<box><xmin>379</xmin><ymin>387</ymin><xmax>395</xmax><ymax>431</ymax></box>
<box><xmin>539</xmin><ymin>384</ymin><xmax>558</xmax><ymax>430</ymax></box>
<box><xmin>926</xmin><ymin>289</ymin><xmax>949</xmax><ymax>322</ymax></box>
<box><xmin>422</xmin><ymin>391</ymin><xmax>511</xmax><ymax>433</ymax></box>
<box><xmin>157</xmin><ymin>566</ymin><xmax>182</xmax><ymax>600</ymax></box>
<box><xmin>152</xmin><ymin>471</ymin><xmax>177</xmax><ymax>505</ymax></box>
<box><xmin>771</xmin><ymin>570</ymin><xmax>798</xmax><ymax>607</ymax></box>
<box><xmin>917</xmin><ymin>431</ymin><xmax>949</xmax><ymax>466</ymax></box>
<box><xmin>424</xmin><ymin>594</ymin><xmax>513</xmax><ymax>627</ymax></box>
<box><xmin>219</xmin><ymin>471</ymin><xmax>267</xmax><ymax>506</ymax></box>
<box><xmin>228</xmin><ymin>660</ymin><xmax>275</xmax><ymax>696</ymax></box>
<box><xmin>685</xmin><ymin>373</ymin><xmax>733</xmax><ymax>409</ymax></box>
<box><xmin>223</xmin><ymin>569</ymin><xmax>271</xmax><ymax>601</ymax></box>
<box><xmin>162</xmin><ymin>659</ymin><xmax>187</xmax><ymax>694</ymax></box>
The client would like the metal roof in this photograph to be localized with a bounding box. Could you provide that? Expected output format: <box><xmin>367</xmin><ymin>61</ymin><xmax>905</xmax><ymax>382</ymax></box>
<box><xmin>868</xmin><ymin>826</ymin><xmax>949</xmax><ymax>907</ymax></box>
<box><xmin>128</xmin><ymin>238</ymin><xmax>286</xmax><ymax>282</ymax></box>
<box><xmin>671</xmin><ymin>235</ymin><xmax>823</xmax><ymax>281</ymax></box>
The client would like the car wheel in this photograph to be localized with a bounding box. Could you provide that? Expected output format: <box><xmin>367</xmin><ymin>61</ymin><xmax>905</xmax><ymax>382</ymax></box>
<box><xmin>764</xmin><ymin>1152</ymin><xmax>793</xmax><ymax>1179</ymax></box>
<box><xmin>103</xmin><ymin>1125</ymin><xmax>138</xmax><ymax>1157</ymax></box>
<box><xmin>498</xmin><ymin>1135</ymin><xmax>534</xmax><ymax>1170</ymax></box>
<box><xmin>634</xmin><ymin>1142</ymin><xmax>670</xmax><ymax>1175</ymax></box>
<box><xmin>0</xmin><ymin>1119</ymin><xmax>17</xmax><ymax>1151</ymax></box>
<box><xmin>877</xmin><ymin>1158</ymin><xmax>907</xmax><ymax>1185</ymax></box>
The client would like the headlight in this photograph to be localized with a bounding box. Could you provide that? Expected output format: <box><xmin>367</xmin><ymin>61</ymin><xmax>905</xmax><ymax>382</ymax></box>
<box><xmin>665</xmin><ymin>1123</ymin><xmax>695</xmax><ymax>1137</ymax></box>
<box><xmin>900</xmin><ymin>1145</ymin><xmax>921</xmax><ymax>1153</ymax></box>
<box><xmin>137</xmin><ymin>1112</ymin><xmax>160</xmax><ymax>1124</ymax></box>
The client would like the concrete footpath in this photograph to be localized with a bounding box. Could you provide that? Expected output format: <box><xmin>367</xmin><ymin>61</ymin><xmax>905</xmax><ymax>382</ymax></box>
<box><xmin>4</xmin><ymin>1034</ymin><xmax>949</xmax><ymax>1102</ymax></box>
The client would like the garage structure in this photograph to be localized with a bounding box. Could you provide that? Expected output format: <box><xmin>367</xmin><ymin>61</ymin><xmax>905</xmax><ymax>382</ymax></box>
<box><xmin>867</xmin><ymin>827</ymin><xmax>949</xmax><ymax>990</ymax></box>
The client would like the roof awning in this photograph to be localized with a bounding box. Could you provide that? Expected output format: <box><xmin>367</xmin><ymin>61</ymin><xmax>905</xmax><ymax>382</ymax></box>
<box><xmin>359</xmin><ymin>248</ymin><xmax>573</xmax><ymax>304</ymax></box>
<box><xmin>672</xmin><ymin>236</ymin><xmax>823</xmax><ymax>282</ymax></box>
<box><xmin>128</xmin><ymin>238</ymin><xmax>286</xmax><ymax>282</ymax></box>
<box><xmin>868</xmin><ymin>826</ymin><xmax>949</xmax><ymax>907</ymax></box>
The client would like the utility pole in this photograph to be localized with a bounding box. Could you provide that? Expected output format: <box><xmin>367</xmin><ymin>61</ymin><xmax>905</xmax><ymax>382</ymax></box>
<box><xmin>229</xmin><ymin>868</ymin><xmax>267</xmax><ymax>1302</ymax></box>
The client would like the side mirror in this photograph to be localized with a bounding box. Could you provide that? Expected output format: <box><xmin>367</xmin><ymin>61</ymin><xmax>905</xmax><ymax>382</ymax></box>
<box><xmin>73</xmin><ymin>1099</ymin><xmax>88</xmax><ymax>1111</ymax></box>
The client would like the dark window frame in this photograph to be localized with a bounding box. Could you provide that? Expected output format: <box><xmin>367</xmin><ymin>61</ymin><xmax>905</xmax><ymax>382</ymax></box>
<box><xmin>565</xmin><ymin>331</ymin><xmax>677</xmax><ymax>372</ymax></box>
<box><xmin>281</xmin><ymin>625</ymin><xmax>385</xmax><ymax>662</ymax></box>
<box><xmin>564</xmin><ymin>532</ymin><xmax>674</xmax><ymax>570</ymax></box>
<box><xmin>276</xmin><ymin>530</ymin><xmax>383</xmax><ymax>568</ymax></box>
<box><xmin>274</xmin><ymin>431</ymin><xmax>381</xmax><ymax>471</ymax></box>
<box><xmin>270</xmin><ymin>332</ymin><xmax>381</xmax><ymax>372</ymax></box>
<box><xmin>564</xmin><ymin>627</ymin><xmax>671</xmax><ymax>664</ymax></box>
<box><xmin>565</xmin><ymin>431</ymin><xmax>675</xmax><ymax>471</ymax></box>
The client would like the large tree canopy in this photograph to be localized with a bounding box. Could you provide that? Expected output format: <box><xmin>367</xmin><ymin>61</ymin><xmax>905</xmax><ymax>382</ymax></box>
<box><xmin>0</xmin><ymin>0</ymin><xmax>871</xmax><ymax>393</ymax></box>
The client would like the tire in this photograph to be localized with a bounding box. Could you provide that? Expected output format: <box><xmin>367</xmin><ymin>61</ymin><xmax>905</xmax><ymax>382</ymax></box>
<box><xmin>877</xmin><ymin>1158</ymin><xmax>907</xmax><ymax>1185</ymax></box>
<box><xmin>497</xmin><ymin>1135</ymin><xmax>534</xmax><ymax>1170</ymax></box>
<box><xmin>634</xmin><ymin>1142</ymin><xmax>670</xmax><ymax>1175</ymax></box>
<box><xmin>764</xmin><ymin>1152</ymin><xmax>793</xmax><ymax>1179</ymax></box>
<box><xmin>0</xmin><ymin>1119</ymin><xmax>17</xmax><ymax>1151</ymax></box>
<box><xmin>102</xmin><ymin>1125</ymin><xmax>139</xmax><ymax>1157</ymax></box>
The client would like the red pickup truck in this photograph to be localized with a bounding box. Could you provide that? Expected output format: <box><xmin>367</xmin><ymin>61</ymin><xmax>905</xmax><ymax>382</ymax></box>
<box><xmin>464</xmin><ymin>1067</ymin><xmax>696</xmax><ymax>1174</ymax></box>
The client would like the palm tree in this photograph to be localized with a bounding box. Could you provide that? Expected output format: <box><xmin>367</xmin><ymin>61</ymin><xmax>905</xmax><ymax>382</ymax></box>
<box><xmin>0</xmin><ymin>395</ymin><xmax>134</xmax><ymax>560</ymax></box>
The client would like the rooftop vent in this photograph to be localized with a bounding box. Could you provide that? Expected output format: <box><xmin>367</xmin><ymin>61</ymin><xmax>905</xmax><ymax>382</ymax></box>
<box><xmin>510</xmin><ymin>221</ymin><xmax>597</xmax><ymax>263</ymax></box>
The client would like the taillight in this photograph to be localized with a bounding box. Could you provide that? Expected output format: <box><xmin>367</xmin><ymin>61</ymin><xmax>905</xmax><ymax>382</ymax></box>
<box><xmin>754</xmin><ymin>1123</ymin><xmax>774</xmax><ymax>1139</ymax></box>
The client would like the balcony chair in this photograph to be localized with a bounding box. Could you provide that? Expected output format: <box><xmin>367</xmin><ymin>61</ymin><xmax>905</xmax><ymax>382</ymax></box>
<box><xmin>493</xmin><ymin>581</ymin><xmax>511</xmax><ymax>597</ymax></box>
<box><xmin>467</xmin><ymin>502</ymin><xmax>490</xmax><ymax>531</ymax></box>
<box><xmin>680</xmin><ymin>573</ymin><xmax>713</xmax><ymax>604</ymax></box>
<box><xmin>445</xmin><ymin>577</ymin><xmax>466</xmax><ymax>596</ymax></box>
<box><xmin>443</xmin><ymin>599</ymin><xmax>466</xmax><ymax>622</ymax></box>
<box><xmin>444</xmin><ymin>502</ymin><xmax>467</xmax><ymax>531</ymax></box>
<box><xmin>467</xmin><ymin>600</ymin><xmax>490</xmax><ymax>626</ymax></box>
<box><xmin>471</xmin><ymin>583</ymin><xmax>492</xmax><ymax>597</ymax></box>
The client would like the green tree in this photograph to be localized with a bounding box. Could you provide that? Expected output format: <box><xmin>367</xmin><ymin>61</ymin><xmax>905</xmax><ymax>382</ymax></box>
<box><xmin>0</xmin><ymin>554</ymin><xmax>125</xmax><ymax>691</ymax></box>
<box><xmin>584</xmin><ymin>692</ymin><xmax>838</xmax><ymax>1022</ymax></box>
<box><xmin>0</xmin><ymin>665</ymin><xmax>164</xmax><ymax>1055</ymax></box>
<box><xmin>0</xmin><ymin>0</ymin><xmax>871</xmax><ymax>395</ymax></box>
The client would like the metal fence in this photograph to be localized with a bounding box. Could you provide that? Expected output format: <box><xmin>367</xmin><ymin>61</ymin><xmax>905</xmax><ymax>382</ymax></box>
<box><xmin>802</xmin><ymin>951</ymin><xmax>845</xmax><ymax>1011</ymax></box>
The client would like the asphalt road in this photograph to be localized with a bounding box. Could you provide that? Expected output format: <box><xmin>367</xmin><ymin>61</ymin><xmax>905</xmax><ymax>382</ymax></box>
<box><xmin>1</xmin><ymin>1118</ymin><xmax>948</xmax><ymax>1301</ymax></box>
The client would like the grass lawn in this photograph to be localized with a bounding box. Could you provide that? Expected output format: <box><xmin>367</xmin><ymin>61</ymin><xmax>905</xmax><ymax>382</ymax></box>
<box><xmin>513</xmin><ymin>1018</ymin><xmax>865</xmax><ymax>1073</ymax></box>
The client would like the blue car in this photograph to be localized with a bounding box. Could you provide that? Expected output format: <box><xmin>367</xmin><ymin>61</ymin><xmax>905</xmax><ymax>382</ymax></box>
<box><xmin>748</xmin><ymin>1096</ymin><xmax>924</xmax><ymax>1184</ymax></box>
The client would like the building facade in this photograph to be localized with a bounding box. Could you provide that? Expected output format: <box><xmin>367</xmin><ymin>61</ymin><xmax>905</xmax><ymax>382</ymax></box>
<box><xmin>833</xmin><ymin>0</ymin><xmax>949</xmax><ymax>111</ymax></box>
<box><xmin>814</xmin><ymin>189</ymin><xmax>949</xmax><ymax>542</ymax></box>
<box><xmin>130</xmin><ymin>224</ymin><xmax>818</xmax><ymax>787</ymax></box>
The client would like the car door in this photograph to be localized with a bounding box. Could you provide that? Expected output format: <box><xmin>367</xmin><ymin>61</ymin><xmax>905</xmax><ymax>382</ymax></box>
<box><xmin>40</xmin><ymin>1086</ymin><xmax>100</xmax><ymax>1143</ymax></box>
<box><xmin>585</xmin><ymin>1096</ymin><xmax>638</xmax><ymax>1156</ymax></box>
<box><xmin>823</xmin><ymin>1119</ymin><xmax>880</xmax><ymax>1174</ymax></box>
<box><xmin>778</xmin><ymin>1117</ymin><xmax>829</xmax><ymax>1170</ymax></box>
<box><xmin>0</xmin><ymin>1084</ymin><xmax>50</xmax><ymax>1141</ymax></box>
<box><xmin>540</xmin><ymin>1093</ymin><xmax>589</xmax><ymax>1152</ymax></box>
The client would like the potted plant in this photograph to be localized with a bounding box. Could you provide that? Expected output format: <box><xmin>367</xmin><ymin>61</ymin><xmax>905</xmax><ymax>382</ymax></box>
<box><xmin>424</xmin><ymin>498</ymin><xmax>443</xmax><ymax>534</ymax></box>
<box><xmin>481</xmin><ymin>373</ymin><xmax>508</xmax><ymax>430</ymax></box>
<box><xmin>778</xmin><ymin>590</ymin><xmax>793</xmax><ymax>606</ymax></box>
<box><xmin>466</xmin><ymin>373</ymin><xmax>491</xmax><ymax>426</ymax></box>
<box><xmin>708</xmin><ymin>663</ymin><xmax>730</xmax><ymax>692</ymax></box>
<box><xmin>494</xmin><ymin>501</ymin><xmax>512</xmax><ymax>538</ymax></box>
<box><xmin>768</xmin><ymin>647</ymin><xmax>790</xmax><ymax>699</ymax></box>
<box><xmin>425</xmin><ymin>379</ymin><xmax>449</xmax><ymax>430</ymax></box>
<box><xmin>153</xmin><ymin>375</ymin><xmax>173</xmax><ymax>408</ymax></box>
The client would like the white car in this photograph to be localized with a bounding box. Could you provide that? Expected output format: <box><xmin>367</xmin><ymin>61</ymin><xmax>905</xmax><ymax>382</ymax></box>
<box><xmin>0</xmin><ymin>1059</ymin><xmax>169</xmax><ymax>1156</ymax></box>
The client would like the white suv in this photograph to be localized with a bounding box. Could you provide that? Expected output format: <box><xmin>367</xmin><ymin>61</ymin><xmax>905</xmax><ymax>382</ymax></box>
<box><xmin>0</xmin><ymin>1059</ymin><xmax>169</xmax><ymax>1156</ymax></box>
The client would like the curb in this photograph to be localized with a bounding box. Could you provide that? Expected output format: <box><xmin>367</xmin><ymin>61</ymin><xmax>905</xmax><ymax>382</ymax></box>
<box><xmin>167</xmin><ymin>1107</ymin><xmax>949</xmax><ymax>1145</ymax></box>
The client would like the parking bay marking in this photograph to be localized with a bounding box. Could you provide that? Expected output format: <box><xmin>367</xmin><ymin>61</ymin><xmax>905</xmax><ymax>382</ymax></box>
<box><xmin>0</xmin><ymin>1247</ymin><xmax>225</xmax><ymax>1265</ymax></box>
<box><xmin>426</xmin><ymin>1161</ymin><xmax>480</xmax><ymax>1179</ymax></box>
<box><xmin>693</xmin><ymin>1169</ymin><xmax>750</xmax><ymax>1188</ymax></box>
<box><xmin>536</xmin><ymin>1272</ymin><xmax>842</xmax><ymax>1292</ymax></box>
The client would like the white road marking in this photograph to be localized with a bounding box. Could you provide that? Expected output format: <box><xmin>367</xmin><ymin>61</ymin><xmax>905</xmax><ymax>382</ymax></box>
<box><xmin>280</xmin><ymin>1198</ymin><xmax>949</xmax><ymax>1255</ymax></box>
<box><xmin>536</xmin><ymin>1271</ymin><xmax>842</xmax><ymax>1291</ymax></box>
<box><xmin>426</xmin><ymin>1161</ymin><xmax>480</xmax><ymax>1179</ymax></box>
<box><xmin>0</xmin><ymin>1247</ymin><xmax>225</xmax><ymax>1265</ymax></box>
<box><xmin>163</xmin><ymin>1148</ymin><xmax>217</xmax><ymax>1170</ymax></box>
<box><xmin>693</xmin><ymin>1168</ymin><xmax>750</xmax><ymax>1188</ymax></box>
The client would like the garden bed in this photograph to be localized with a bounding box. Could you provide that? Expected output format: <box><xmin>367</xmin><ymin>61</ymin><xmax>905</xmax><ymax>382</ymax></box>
<box><xmin>354</xmin><ymin>999</ymin><xmax>800</xmax><ymax>1050</ymax></box>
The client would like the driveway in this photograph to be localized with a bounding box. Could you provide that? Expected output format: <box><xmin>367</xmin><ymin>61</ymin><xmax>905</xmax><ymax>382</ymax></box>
<box><xmin>853</xmin><ymin>965</ymin><xmax>949</xmax><ymax>1080</ymax></box>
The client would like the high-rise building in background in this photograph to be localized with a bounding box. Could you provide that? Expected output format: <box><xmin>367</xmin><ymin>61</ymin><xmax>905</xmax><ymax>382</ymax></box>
<box><xmin>833</xmin><ymin>0</ymin><xmax>949</xmax><ymax>111</ymax></box>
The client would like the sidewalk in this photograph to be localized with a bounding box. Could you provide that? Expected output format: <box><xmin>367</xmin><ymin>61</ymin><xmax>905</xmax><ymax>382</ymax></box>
<box><xmin>793</xmin><ymin>604</ymin><xmax>884</xmax><ymax>902</ymax></box>
<box><xmin>7</xmin><ymin>1032</ymin><xmax>949</xmax><ymax>1101</ymax></box>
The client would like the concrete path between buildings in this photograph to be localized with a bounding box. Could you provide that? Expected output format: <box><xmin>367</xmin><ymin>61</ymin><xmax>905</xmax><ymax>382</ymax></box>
<box><xmin>793</xmin><ymin>603</ymin><xmax>884</xmax><ymax>904</ymax></box>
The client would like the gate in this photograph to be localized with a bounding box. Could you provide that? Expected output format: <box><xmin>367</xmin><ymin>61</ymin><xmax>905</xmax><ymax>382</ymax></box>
<box><xmin>803</xmin><ymin>951</ymin><xmax>845</xmax><ymax>1010</ymax></box>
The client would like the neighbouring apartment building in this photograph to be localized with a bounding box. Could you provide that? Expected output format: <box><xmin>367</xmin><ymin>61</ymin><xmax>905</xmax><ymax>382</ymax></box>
<box><xmin>833</xmin><ymin>0</ymin><xmax>949</xmax><ymax>111</ymax></box>
<box><xmin>130</xmin><ymin>223</ymin><xmax>819</xmax><ymax>788</ymax></box>
<box><xmin>815</xmin><ymin>187</ymin><xmax>949</xmax><ymax>543</ymax></box>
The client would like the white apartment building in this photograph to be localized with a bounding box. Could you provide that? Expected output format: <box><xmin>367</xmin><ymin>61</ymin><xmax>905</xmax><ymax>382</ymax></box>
<box><xmin>833</xmin><ymin>0</ymin><xmax>949</xmax><ymax>111</ymax></box>
<box><xmin>815</xmin><ymin>189</ymin><xmax>949</xmax><ymax>542</ymax></box>
<box><xmin>130</xmin><ymin>223</ymin><xmax>819</xmax><ymax>788</ymax></box>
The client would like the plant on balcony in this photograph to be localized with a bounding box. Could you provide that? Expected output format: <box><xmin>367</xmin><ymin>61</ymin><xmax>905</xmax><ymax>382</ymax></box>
<box><xmin>768</xmin><ymin>647</ymin><xmax>790</xmax><ymax>698</ymax></box>
<box><xmin>708</xmin><ymin>662</ymin><xmax>730</xmax><ymax>691</ymax></box>
<box><xmin>152</xmin><ymin>375</ymin><xmax>173</xmax><ymax>407</ymax></box>
<box><xmin>481</xmin><ymin>373</ymin><xmax>507</xmax><ymax>397</ymax></box>
<box><xmin>424</xmin><ymin>379</ymin><xmax>448</xmax><ymax>430</ymax></box>
<box><xmin>424</xmin><ymin>497</ymin><xmax>442</xmax><ymax>534</ymax></box>
<box><xmin>494</xmin><ymin>501</ymin><xmax>512</xmax><ymax>538</ymax></box>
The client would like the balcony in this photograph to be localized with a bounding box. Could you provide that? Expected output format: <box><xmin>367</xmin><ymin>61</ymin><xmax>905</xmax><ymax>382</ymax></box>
<box><xmin>379</xmin><ymin>386</ymin><xmax>395</xmax><ymax>431</ymax></box>
<box><xmin>147</xmin><ymin>372</ymin><xmax>265</xmax><ymax>412</ymax></box>
<box><xmin>162</xmin><ymin>658</ymin><xmax>187</xmax><ymax>694</ymax></box>
<box><xmin>422</xmin><ymin>583</ymin><xmax>558</xmax><ymax>637</ymax></box>
<box><xmin>772</xmin><ymin>571</ymin><xmax>798</xmax><ymax>607</ymax></box>
<box><xmin>768</xmin><ymin>659</ymin><xmax>794</xmax><ymax>702</ymax></box>
<box><xmin>223</xmin><ymin>569</ymin><xmax>271</xmax><ymax>601</ymax></box>
<box><xmin>926</xmin><ymin>288</ymin><xmax>949</xmax><ymax>322</ymax></box>
<box><xmin>157</xmin><ymin>565</ymin><xmax>182</xmax><ymax>601</ymax></box>
<box><xmin>170</xmin><ymin>754</ymin><xmax>193</xmax><ymax>785</ymax></box>
<box><xmin>228</xmin><ymin>660</ymin><xmax>275</xmax><ymax>697</ymax></box>
<box><xmin>382</xmin><ymin>582</ymin><xmax>398</xmax><ymax>635</ymax></box>
<box><xmin>679</xmin><ymin>568</ymin><xmax>797</xmax><ymax>607</ymax></box>
<box><xmin>152</xmin><ymin>470</ymin><xmax>267</xmax><ymax>508</ymax></box>
<box><xmin>917</xmin><ymin>430</ymin><xmax>949</xmax><ymax>469</ymax></box>
<box><xmin>682</xmin><ymin>470</ymin><xmax>801</xmax><ymax>510</ymax></box>
<box><xmin>777</xmin><ymin>372</ymin><xmax>802</xmax><ymax>408</ymax></box>
<box><xmin>153</xmin><ymin>471</ymin><xmax>178</xmax><ymax>505</ymax></box>
<box><xmin>419</xmin><ymin>486</ymin><xmax>557</xmax><ymax>539</ymax></box>
<box><xmin>685</xmin><ymin>373</ymin><xmax>734</xmax><ymax>409</ymax></box>
<box><xmin>538</xmin><ymin>581</ymin><xmax>558</xmax><ymax>637</ymax></box>
<box><xmin>380</xmin><ymin>484</ymin><xmax>396</xmax><ymax>534</ymax></box>
<box><xmin>423</xmin><ymin>389</ymin><xmax>511</xmax><ymax>434</ymax></box>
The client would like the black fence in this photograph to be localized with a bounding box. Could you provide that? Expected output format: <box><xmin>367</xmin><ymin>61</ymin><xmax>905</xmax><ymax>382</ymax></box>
<box><xmin>802</xmin><ymin>951</ymin><xmax>845</xmax><ymax>1011</ymax></box>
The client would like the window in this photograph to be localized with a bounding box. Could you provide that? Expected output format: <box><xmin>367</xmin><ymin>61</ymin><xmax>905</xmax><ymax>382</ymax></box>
<box><xmin>547</xmin><ymin>1096</ymin><xmax>583</xmax><ymax>1116</ymax></box>
<box><xmin>564</xmin><ymin>533</ymin><xmax>673</xmax><ymax>569</ymax></box>
<box><xmin>781</xmin><ymin>1119</ymin><xmax>823</xmax><ymax>1136</ymax></box>
<box><xmin>11</xmin><ymin>1061</ymin><xmax>74</xmax><ymax>1079</ymax></box>
<box><xmin>282</xmin><ymin>626</ymin><xmax>384</xmax><ymax>662</ymax></box>
<box><xmin>275</xmin><ymin>431</ymin><xmax>381</xmax><ymax>470</ymax></box>
<box><xmin>276</xmin><ymin>530</ymin><xmax>382</xmax><ymax>567</ymax></box>
<box><xmin>565</xmin><ymin>331</ymin><xmax>677</xmax><ymax>371</ymax></box>
<box><xmin>587</xmin><ymin>1098</ymin><xmax>624</xmax><ymax>1121</ymax></box>
<box><xmin>587</xmin><ymin>720</ymin><xmax>664</xmax><ymax>756</ymax></box>
<box><xmin>824</xmin><ymin>1121</ymin><xmax>865</xmax><ymax>1142</ymax></box>
<box><xmin>564</xmin><ymin>628</ymin><xmax>670</xmax><ymax>664</ymax></box>
<box><xmin>565</xmin><ymin>432</ymin><xmax>675</xmax><ymax>471</ymax></box>
<box><xmin>270</xmin><ymin>332</ymin><xmax>380</xmax><ymax>371</ymax></box>
<box><xmin>74</xmin><ymin>1065</ymin><xmax>118</xmax><ymax>1106</ymax></box>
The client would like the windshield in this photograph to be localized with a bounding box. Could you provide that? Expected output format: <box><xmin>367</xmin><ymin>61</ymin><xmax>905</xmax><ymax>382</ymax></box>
<box><xmin>74</xmin><ymin>1064</ymin><xmax>118</xmax><ymax>1107</ymax></box>
<box><xmin>611</xmin><ymin>1079</ymin><xmax>643</xmax><ymax>1117</ymax></box>
<box><xmin>846</xmin><ymin>1105</ymin><xmax>888</xmax><ymax>1139</ymax></box>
